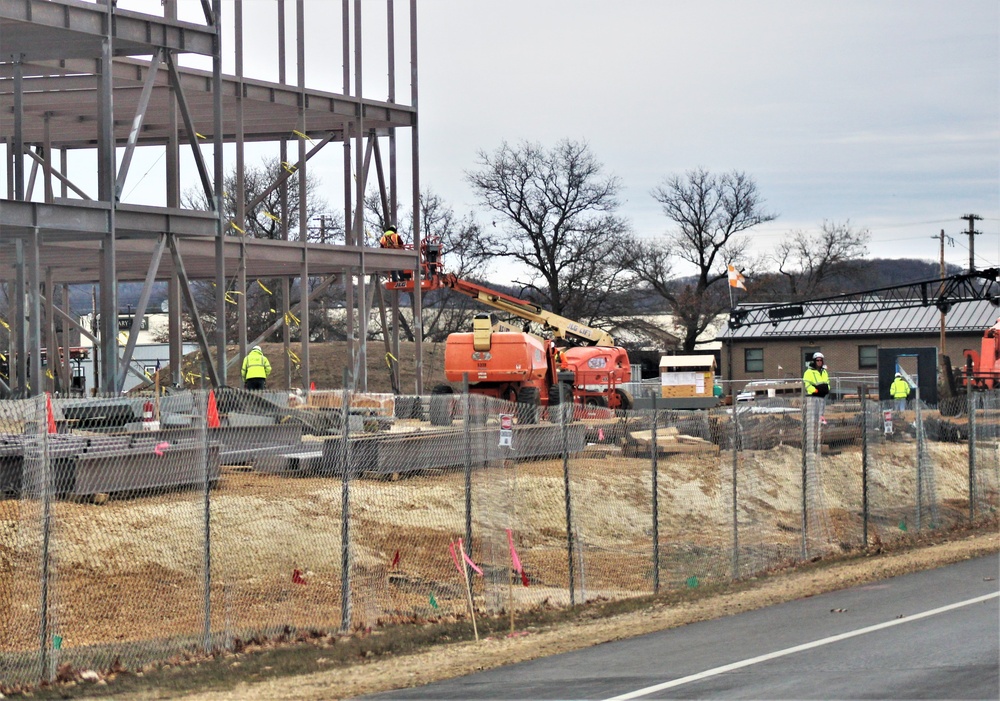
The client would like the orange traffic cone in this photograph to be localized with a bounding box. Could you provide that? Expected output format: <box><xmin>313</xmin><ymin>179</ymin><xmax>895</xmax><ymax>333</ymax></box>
<box><xmin>206</xmin><ymin>389</ymin><xmax>221</xmax><ymax>428</ymax></box>
<box><xmin>45</xmin><ymin>393</ymin><xmax>57</xmax><ymax>435</ymax></box>
<box><xmin>310</xmin><ymin>381</ymin><xmax>316</xmax><ymax>391</ymax></box>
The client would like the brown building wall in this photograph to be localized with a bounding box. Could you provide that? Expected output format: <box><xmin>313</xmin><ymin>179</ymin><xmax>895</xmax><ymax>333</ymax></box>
<box><xmin>720</xmin><ymin>333</ymin><xmax>984</xmax><ymax>390</ymax></box>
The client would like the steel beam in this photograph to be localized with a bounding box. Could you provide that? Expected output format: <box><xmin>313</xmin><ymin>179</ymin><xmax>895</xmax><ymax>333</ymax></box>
<box><xmin>0</xmin><ymin>0</ymin><xmax>217</xmax><ymax>57</ymax></box>
<box><xmin>165</xmin><ymin>52</ymin><xmax>214</xmax><ymax>207</ymax></box>
<box><xmin>116</xmin><ymin>233</ymin><xmax>166</xmax><ymax>392</ymax></box>
<box><xmin>167</xmin><ymin>235</ymin><xmax>220</xmax><ymax>387</ymax></box>
<box><xmin>115</xmin><ymin>47</ymin><xmax>162</xmax><ymax>200</ymax></box>
<box><xmin>25</xmin><ymin>150</ymin><xmax>90</xmax><ymax>199</ymax></box>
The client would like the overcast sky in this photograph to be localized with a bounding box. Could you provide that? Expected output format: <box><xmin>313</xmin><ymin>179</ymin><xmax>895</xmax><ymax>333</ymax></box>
<box><xmin>414</xmin><ymin>0</ymin><xmax>999</xmax><ymax>273</ymax></box>
<box><xmin>104</xmin><ymin>0</ymin><xmax>1000</xmax><ymax>278</ymax></box>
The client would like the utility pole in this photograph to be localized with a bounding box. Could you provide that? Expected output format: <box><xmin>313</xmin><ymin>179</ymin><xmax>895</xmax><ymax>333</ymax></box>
<box><xmin>960</xmin><ymin>213</ymin><xmax>981</xmax><ymax>272</ymax></box>
<box><xmin>932</xmin><ymin>229</ymin><xmax>954</xmax><ymax>364</ymax></box>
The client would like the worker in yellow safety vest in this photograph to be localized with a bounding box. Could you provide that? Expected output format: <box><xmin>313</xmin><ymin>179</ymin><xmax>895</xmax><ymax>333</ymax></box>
<box><xmin>890</xmin><ymin>372</ymin><xmax>910</xmax><ymax>412</ymax></box>
<box><xmin>802</xmin><ymin>352</ymin><xmax>830</xmax><ymax>398</ymax></box>
<box><xmin>241</xmin><ymin>345</ymin><xmax>272</xmax><ymax>390</ymax></box>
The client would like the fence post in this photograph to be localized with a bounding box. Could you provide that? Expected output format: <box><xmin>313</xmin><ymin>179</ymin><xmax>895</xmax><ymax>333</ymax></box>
<box><xmin>462</xmin><ymin>374</ymin><xmax>473</xmax><ymax>577</ymax></box>
<box><xmin>968</xmin><ymin>378</ymin><xmax>976</xmax><ymax>521</ymax></box>
<box><xmin>800</xmin><ymin>399</ymin><xmax>808</xmax><ymax>559</ymax></box>
<box><xmin>200</xmin><ymin>390</ymin><xmax>211</xmax><ymax>654</ymax></box>
<box><xmin>650</xmin><ymin>394</ymin><xmax>659</xmax><ymax>595</ymax></box>
<box><xmin>340</xmin><ymin>369</ymin><xmax>352</xmax><ymax>632</ymax></box>
<box><xmin>731</xmin><ymin>398</ymin><xmax>740</xmax><ymax>580</ymax></box>
<box><xmin>860</xmin><ymin>385</ymin><xmax>869</xmax><ymax>548</ymax></box>
<box><xmin>915</xmin><ymin>384</ymin><xmax>922</xmax><ymax>531</ymax></box>
<box><xmin>560</xmin><ymin>382</ymin><xmax>575</xmax><ymax>606</ymax></box>
<box><xmin>40</xmin><ymin>395</ymin><xmax>52</xmax><ymax>680</ymax></box>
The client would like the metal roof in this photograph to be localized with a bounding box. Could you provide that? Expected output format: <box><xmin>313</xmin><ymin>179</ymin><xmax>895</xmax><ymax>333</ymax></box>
<box><xmin>659</xmin><ymin>354</ymin><xmax>717</xmax><ymax>369</ymax></box>
<box><xmin>722</xmin><ymin>298</ymin><xmax>1000</xmax><ymax>339</ymax></box>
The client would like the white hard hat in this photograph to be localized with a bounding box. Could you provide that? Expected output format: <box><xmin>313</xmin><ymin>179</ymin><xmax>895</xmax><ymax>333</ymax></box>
<box><xmin>813</xmin><ymin>352</ymin><xmax>824</xmax><ymax>360</ymax></box>
<box><xmin>895</xmin><ymin>372</ymin><xmax>901</xmax><ymax>377</ymax></box>
<box><xmin>252</xmin><ymin>345</ymin><xmax>262</xmax><ymax>353</ymax></box>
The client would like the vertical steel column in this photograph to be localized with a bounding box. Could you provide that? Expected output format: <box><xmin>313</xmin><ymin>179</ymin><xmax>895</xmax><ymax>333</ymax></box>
<box><xmin>62</xmin><ymin>285</ymin><xmax>72</xmax><ymax>394</ymax></box>
<box><xmin>300</xmin><ymin>248</ymin><xmax>310</xmax><ymax>390</ymax></box>
<box><xmin>354</xmin><ymin>0</ymin><xmax>368</xmax><ymax>391</ymax></box>
<box><xmin>409</xmin><ymin>0</ymin><xmax>423</xmax><ymax>394</ymax></box>
<box><xmin>27</xmin><ymin>229</ymin><xmax>43</xmax><ymax>396</ymax></box>
<box><xmin>235</xmin><ymin>0</ymin><xmax>248</xmax><ymax>359</ymax></box>
<box><xmin>42</xmin><ymin>114</ymin><xmax>53</xmax><ymax>203</ymax></box>
<box><xmin>297</xmin><ymin>0</ymin><xmax>310</xmax><ymax>392</ymax></box>
<box><xmin>278</xmin><ymin>0</ymin><xmax>291</xmax><ymax>391</ymax></box>
<box><xmin>164</xmin><ymin>1</ymin><xmax>182</xmax><ymax>387</ymax></box>
<box><xmin>342</xmin><ymin>0</ymin><xmax>355</xmax><ymax>387</ymax></box>
<box><xmin>212</xmin><ymin>0</ymin><xmax>227</xmax><ymax>385</ymax></box>
<box><xmin>282</xmin><ymin>278</ymin><xmax>292</xmax><ymax>389</ymax></box>
<box><xmin>14</xmin><ymin>240</ymin><xmax>26</xmax><ymax>392</ymax></box>
<box><xmin>97</xmin><ymin>1</ymin><xmax>118</xmax><ymax>393</ymax></box>
<box><xmin>12</xmin><ymin>56</ymin><xmax>24</xmax><ymax>200</ymax></box>
<box><xmin>44</xmin><ymin>269</ymin><xmax>56</xmax><ymax>394</ymax></box>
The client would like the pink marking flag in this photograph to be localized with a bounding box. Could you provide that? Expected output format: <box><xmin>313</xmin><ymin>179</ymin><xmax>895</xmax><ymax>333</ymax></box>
<box><xmin>154</xmin><ymin>442</ymin><xmax>170</xmax><ymax>456</ymax></box>
<box><xmin>448</xmin><ymin>541</ymin><xmax>464</xmax><ymax>575</ymax></box>
<box><xmin>506</xmin><ymin>528</ymin><xmax>529</xmax><ymax>587</ymax></box>
<box><xmin>462</xmin><ymin>549</ymin><xmax>483</xmax><ymax>576</ymax></box>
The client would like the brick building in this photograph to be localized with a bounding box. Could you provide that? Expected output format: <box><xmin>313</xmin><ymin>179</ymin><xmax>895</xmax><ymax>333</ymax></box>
<box><xmin>719</xmin><ymin>299</ymin><xmax>999</xmax><ymax>394</ymax></box>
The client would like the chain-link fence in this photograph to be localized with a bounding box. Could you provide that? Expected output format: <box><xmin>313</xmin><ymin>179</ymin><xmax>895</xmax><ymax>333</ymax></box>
<box><xmin>1</xmin><ymin>388</ymin><xmax>997</xmax><ymax>685</ymax></box>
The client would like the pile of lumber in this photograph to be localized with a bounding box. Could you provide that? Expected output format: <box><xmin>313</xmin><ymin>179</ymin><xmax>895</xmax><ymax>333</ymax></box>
<box><xmin>625</xmin><ymin>427</ymin><xmax>719</xmax><ymax>456</ymax></box>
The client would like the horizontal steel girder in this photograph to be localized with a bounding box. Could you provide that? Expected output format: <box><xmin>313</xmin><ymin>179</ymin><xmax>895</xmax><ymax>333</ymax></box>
<box><xmin>0</xmin><ymin>58</ymin><xmax>415</xmax><ymax>148</ymax></box>
<box><xmin>0</xmin><ymin>0</ymin><xmax>217</xmax><ymax>60</ymax></box>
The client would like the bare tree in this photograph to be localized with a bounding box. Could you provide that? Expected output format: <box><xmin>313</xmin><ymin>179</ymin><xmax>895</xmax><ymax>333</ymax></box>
<box><xmin>773</xmin><ymin>220</ymin><xmax>870</xmax><ymax>299</ymax></box>
<box><xmin>180</xmin><ymin>158</ymin><xmax>338</xmax><ymax>343</ymax></box>
<box><xmin>465</xmin><ymin>139</ymin><xmax>634</xmax><ymax>329</ymax></box>
<box><xmin>629</xmin><ymin>169</ymin><xmax>777</xmax><ymax>352</ymax></box>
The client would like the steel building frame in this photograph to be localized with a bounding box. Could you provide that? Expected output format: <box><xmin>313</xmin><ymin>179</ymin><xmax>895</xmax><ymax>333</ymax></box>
<box><xmin>1</xmin><ymin>0</ymin><xmax>423</xmax><ymax>397</ymax></box>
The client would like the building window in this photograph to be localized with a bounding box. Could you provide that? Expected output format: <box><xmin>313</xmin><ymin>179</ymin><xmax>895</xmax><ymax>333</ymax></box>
<box><xmin>744</xmin><ymin>348</ymin><xmax>764</xmax><ymax>373</ymax></box>
<box><xmin>803</xmin><ymin>348</ymin><xmax>823</xmax><ymax>368</ymax></box>
<box><xmin>858</xmin><ymin>345</ymin><xmax>878</xmax><ymax>369</ymax></box>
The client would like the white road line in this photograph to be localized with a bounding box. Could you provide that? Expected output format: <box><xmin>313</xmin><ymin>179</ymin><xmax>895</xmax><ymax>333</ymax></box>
<box><xmin>604</xmin><ymin>591</ymin><xmax>999</xmax><ymax>701</ymax></box>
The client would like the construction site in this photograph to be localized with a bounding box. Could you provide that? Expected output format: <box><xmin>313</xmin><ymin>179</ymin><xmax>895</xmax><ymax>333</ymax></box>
<box><xmin>2</xmin><ymin>0</ymin><xmax>1000</xmax><ymax>692</ymax></box>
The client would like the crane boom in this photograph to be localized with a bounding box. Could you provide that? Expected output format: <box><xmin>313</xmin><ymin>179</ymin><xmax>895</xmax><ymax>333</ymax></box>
<box><xmin>384</xmin><ymin>237</ymin><xmax>617</xmax><ymax>346</ymax></box>
<box><xmin>728</xmin><ymin>268</ymin><xmax>999</xmax><ymax>329</ymax></box>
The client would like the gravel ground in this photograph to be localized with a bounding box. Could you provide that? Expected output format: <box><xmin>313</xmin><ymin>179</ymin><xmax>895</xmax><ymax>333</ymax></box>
<box><xmin>113</xmin><ymin>529</ymin><xmax>998</xmax><ymax>701</ymax></box>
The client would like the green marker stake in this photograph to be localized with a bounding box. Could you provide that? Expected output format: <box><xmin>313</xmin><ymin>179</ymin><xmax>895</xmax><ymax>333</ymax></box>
<box><xmin>52</xmin><ymin>635</ymin><xmax>62</xmax><ymax>650</ymax></box>
<box><xmin>429</xmin><ymin>593</ymin><xmax>439</xmax><ymax>609</ymax></box>
<box><xmin>686</xmin><ymin>576</ymin><xmax>699</xmax><ymax>588</ymax></box>
<box><xmin>898</xmin><ymin>520</ymin><xmax>908</xmax><ymax>531</ymax></box>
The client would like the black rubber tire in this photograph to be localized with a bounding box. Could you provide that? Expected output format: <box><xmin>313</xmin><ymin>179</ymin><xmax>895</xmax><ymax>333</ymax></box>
<box><xmin>516</xmin><ymin>386</ymin><xmax>540</xmax><ymax>425</ymax></box>
<box><xmin>614</xmin><ymin>388</ymin><xmax>635</xmax><ymax>411</ymax></box>
<box><xmin>547</xmin><ymin>384</ymin><xmax>563</xmax><ymax>423</ymax></box>
<box><xmin>429</xmin><ymin>384</ymin><xmax>454</xmax><ymax>426</ymax></box>
<box><xmin>584</xmin><ymin>395</ymin><xmax>608</xmax><ymax>408</ymax></box>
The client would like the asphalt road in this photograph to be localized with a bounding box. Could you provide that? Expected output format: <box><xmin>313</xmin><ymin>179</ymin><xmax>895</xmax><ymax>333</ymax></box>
<box><xmin>363</xmin><ymin>554</ymin><xmax>999</xmax><ymax>700</ymax></box>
